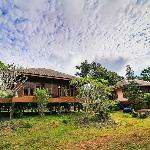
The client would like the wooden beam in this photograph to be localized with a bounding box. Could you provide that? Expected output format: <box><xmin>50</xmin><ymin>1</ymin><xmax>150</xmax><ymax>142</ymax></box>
<box><xmin>24</xmin><ymin>73</ymin><xmax>72</xmax><ymax>80</ymax></box>
<box><xmin>22</xmin><ymin>83</ymin><xmax>24</xmax><ymax>96</ymax></box>
<box><xmin>28</xmin><ymin>81</ymin><xmax>30</xmax><ymax>96</ymax></box>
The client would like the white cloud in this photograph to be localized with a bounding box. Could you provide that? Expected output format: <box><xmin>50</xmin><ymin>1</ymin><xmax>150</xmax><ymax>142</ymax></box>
<box><xmin>0</xmin><ymin>0</ymin><xmax>150</xmax><ymax>76</ymax></box>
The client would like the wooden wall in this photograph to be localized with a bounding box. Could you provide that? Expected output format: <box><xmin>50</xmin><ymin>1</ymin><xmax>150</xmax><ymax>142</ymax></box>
<box><xmin>17</xmin><ymin>76</ymin><xmax>75</xmax><ymax>98</ymax></box>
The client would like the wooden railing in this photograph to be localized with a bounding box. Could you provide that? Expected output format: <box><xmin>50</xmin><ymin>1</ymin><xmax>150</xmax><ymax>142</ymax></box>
<box><xmin>0</xmin><ymin>96</ymin><xmax>79</xmax><ymax>104</ymax></box>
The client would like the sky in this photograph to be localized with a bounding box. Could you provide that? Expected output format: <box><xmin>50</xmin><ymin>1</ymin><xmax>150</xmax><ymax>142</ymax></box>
<box><xmin>0</xmin><ymin>0</ymin><xmax>150</xmax><ymax>76</ymax></box>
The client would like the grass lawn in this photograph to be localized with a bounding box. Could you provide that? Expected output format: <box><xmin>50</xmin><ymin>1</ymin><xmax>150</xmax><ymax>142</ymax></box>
<box><xmin>0</xmin><ymin>112</ymin><xmax>150</xmax><ymax>150</ymax></box>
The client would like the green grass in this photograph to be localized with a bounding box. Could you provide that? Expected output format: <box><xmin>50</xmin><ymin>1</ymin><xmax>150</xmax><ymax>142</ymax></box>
<box><xmin>0</xmin><ymin>112</ymin><xmax>150</xmax><ymax>150</ymax></box>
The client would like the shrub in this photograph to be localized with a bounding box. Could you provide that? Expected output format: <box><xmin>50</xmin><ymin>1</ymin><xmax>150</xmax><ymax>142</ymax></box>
<box><xmin>0</xmin><ymin>89</ymin><xmax>13</xmax><ymax>98</ymax></box>
<box><xmin>110</xmin><ymin>101</ymin><xmax>122</xmax><ymax>111</ymax></box>
<box><xmin>35</xmin><ymin>88</ymin><xmax>50</xmax><ymax>117</ymax></box>
<box><xmin>143</xmin><ymin>93</ymin><xmax>150</xmax><ymax>102</ymax></box>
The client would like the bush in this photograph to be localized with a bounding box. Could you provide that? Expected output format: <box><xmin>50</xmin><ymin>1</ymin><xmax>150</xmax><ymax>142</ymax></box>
<box><xmin>35</xmin><ymin>88</ymin><xmax>50</xmax><ymax>117</ymax></box>
<box><xmin>62</xmin><ymin>119</ymin><xmax>68</xmax><ymax>124</ymax></box>
<box><xmin>143</xmin><ymin>93</ymin><xmax>150</xmax><ymax>109</ymax></box>
<box><xmin>132</xmin><ymin>113</ymin><xmax>138</xmax><ymax>118</ymax></box>
<box><xmin>0</xmin><ymin>89</ymin><xmax>13</xmax><ymax>98</ymax></box>
<box><xmin>110</xmin><ymin>101</ymin><xmax>122</xmax><ymax>111</ymax></box>
<box><xmin>143</xmin><ymin>93</ymin><xmax>150</xmax><ymax>102</ymax></box>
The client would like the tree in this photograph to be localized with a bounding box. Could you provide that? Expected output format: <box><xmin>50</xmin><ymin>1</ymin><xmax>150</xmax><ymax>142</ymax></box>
<box><xmin>71</xmin><ymin>77</ymin><xmax>112</xmax><ymax>122</ymax></box>
<box><xmin>125</xmin><ymin>81</ymin><xmax>143</xmax><ymax>110</ymax></box>
<box><xmin>75</xmin><ymin>60</ymin><xmax>123</xmax><ymax>86</ymax></box>
<box><xmin>125</xmin><ymin>65</ymin><xmax>135</xmax><ymax>80</ymax></box>
<box><xmin>0</xmin><ymin>62</ymin><xmax>27</xmax><ymax>119</ymax></box>
<box><xmin>0</xmin><ymin>61</ymin><xmax>7</xmax><ymax>70</ymax></box>
<box><xmin>35</xmin><ymin>88</ymin><xmax>50</xmax><ymax>117</ymax></box>
<box><xmin>75</xmin><ymin>60</ymin><xmax>91</xmax><ymax>77</ymax></box>
<box><xmin>0</xmin><ymin>63</ymin><xmax>27</xmax><ymax>96</ymax></box>
<box><xmin>125</xmin><ymin>65</ymin><xmax>143</xmax><ymax>110</ymax></box>
<box><xmin>140</xmin><ymin>67</ymin><xmax>150</xmax><ymax>81</ymax></box>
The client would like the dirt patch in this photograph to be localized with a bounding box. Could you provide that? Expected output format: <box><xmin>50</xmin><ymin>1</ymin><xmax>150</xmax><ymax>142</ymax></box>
<box><xmin>66</xmin><ymin>135</ymin><xmax>113</xmax><ymax>150</ymax></box>
<box><xmin>65</xmin><ymin>128</ymin><xmax>150</xmax><ymax>150</ymax></box>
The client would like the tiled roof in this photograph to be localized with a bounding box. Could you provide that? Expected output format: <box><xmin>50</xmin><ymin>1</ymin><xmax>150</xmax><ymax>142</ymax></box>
<box><xmin>24</xmin><ymin>68</ymin><xmax>75</xmax><ymax>80</ymax></box>
<box><xmin>115</xmin><ymin>79</ymin><xmax>150</xmax><ymax>88</ymax></box>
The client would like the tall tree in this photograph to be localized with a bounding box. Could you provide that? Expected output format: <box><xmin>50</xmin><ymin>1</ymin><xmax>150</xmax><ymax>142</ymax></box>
<box><xmin>125</xmin><ymin>81</ymin><xmax>143</xmax><ymax>110</ymax></box>
<box><xmin>140</xmin><ymin>67</ymin><xmax>150</xmax><ymax>81</ymax></box>
<box><xmin>125</xmin><ymin>65</ymin><xmax>135</xmax><ymax>80</ymax></box>
<box><xmin>75</xmin><ymin>60</ymin><xmax>91</xmax><ymax>77</ymax></box>
<box><xmin>75</xmin><ymin>60</ymin><xmax>123</xmax><ymax>85</ymax></box>
<box><xmin>125</xmin><ymin>65</ymin><xmax>143</xmax><ymax>110</ymax></box>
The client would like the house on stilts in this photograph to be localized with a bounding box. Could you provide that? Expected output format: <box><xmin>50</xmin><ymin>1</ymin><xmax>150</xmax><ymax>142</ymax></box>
<box><xmin>0</xmin><ymin>68</ymin><xmax>80</xmax><ymax>117</ymax></box>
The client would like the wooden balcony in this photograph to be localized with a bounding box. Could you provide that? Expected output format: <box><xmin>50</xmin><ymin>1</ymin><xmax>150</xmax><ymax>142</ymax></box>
<box><xmin>0</xmin><ymin>96</ymin><xmax>79</xmax><ymax>104</ymax></box>
<box><xmin>0</xmin><ymin>98</ymin><xmax>12</xmax><ymax>103</ymax></box>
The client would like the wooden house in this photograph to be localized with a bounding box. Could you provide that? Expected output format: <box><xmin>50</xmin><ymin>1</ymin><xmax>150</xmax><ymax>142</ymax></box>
<box><xmin>16</xmin><ymin>68</ymin><xmax>77</xmax><ymax>102</ymax></box>
<box><xmin>0</xmin><ymin>68</ymin><xmax>80</xmax><ymax>117</ymax></box>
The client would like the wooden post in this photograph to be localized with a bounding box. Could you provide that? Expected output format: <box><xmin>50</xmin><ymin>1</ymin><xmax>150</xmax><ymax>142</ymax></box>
<box><xmin>74</xmin><ymin>103</ymin><xmax>76</xmax><ymax>111</ymax></box>
<box><xmin>34</xmin><ymin>83</ymin><xmax>36</xmax><ymax>95</ymax></box>
<box><xmin>22</xmin><ymin>83</ymin><xmax>24</xmax><ymax>96</ymax></box>
<box><xmin>78</xmin><ymin>103</ymin><xmax>80</xmax><ymax>112</ymax></box>
<box><xmin>51</xmin><ymin>79</ymin><xmax>53</xmax><ymax>97</ymax></box>
<box><xmin>69</xmin><ymin>86</ymin><xmax>71</xmax><ymax>96</ymax></box>
<box><xmin>28</xmin><ymin>81</ymin><xmax>30</xmax><ymax>96</ymax></box>
<box><xmin>10</xmin><ymin>103</ymin><xmax>15</xmax><ymax>119</ymax></box>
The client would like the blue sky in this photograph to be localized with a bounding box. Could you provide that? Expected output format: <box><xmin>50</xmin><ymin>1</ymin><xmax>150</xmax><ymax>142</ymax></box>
<box><xmin>0</xmin><ymin>0</ymin><xmax>150</xmax><ymax>76</ymax></box>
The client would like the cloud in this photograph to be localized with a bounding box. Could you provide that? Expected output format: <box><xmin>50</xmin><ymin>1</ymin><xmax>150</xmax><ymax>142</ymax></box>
<box><xmin>0</xmin><ymin>0</ymin><xmax>150</xmax><ymax>76</ymax></box>
<box><xmin>95</xmin><ymin>56</ymin><xmax>127</xmax><ymax>73</ymax></box>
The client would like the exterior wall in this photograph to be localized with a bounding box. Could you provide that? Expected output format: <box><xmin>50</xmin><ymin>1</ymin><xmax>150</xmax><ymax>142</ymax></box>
<box><xmin>116</xmin><ymin>86</ymin><xmax>150</xmax><ymax>102</ymax></box>
<box><xmin>17</xmin><ymin>76</ymin><xmax>75</xmax><ymax>98</ymax></box>
<box><xmin>116</xmin><ymin>88</ymin><xmax>128</xmax><ymax>102</ymax></box>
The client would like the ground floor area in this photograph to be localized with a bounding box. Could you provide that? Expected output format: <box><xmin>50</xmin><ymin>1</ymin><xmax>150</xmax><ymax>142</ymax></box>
<box><xmin>0</xmin><ymin>96</ymin><xmax>81</xmax><ymax>119</ymax></box>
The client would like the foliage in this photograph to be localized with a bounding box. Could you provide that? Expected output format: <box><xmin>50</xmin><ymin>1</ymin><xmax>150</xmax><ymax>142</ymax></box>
<box><xmin>35</xmin><ymin>88</ymin><xmax>50</xmax><ymax>117</ymax></box>
<box><xmin>125</xmin><ymin>65</ymin><xmax>143</xmax><ymax>110</ymax></box>
<box><xmin>0</xmin><ymin>62</ymin><xmax>27</xmax><ymax>96</ymax></box>
<box><xmin>125</xmin><ymin>65</ymin><xmax>135</xmax><ymax>80</ymax></box>
<box><xmin>143</xmin><ymin>93</ymin><xmax>150</xmax><ymax>102</ymax></box>
<box><xmin>125</xmin><ymin>80</ymin><xmax>143</xmax><ymax>110</ymax></box>
<box><xmin>0</xmin><ymin>61</ymin><xmax>7</xmax><ymax>70</ymax></box>
<box><xmin>75</xmin><ymin>60</ymin><xmax>91</xmax><ymax>77</ymax></box>
<box><xmin>71</xmin><ymin>77</ymin><xmax>113</xmax><ymax>122</ymax></box>
<box><xmin>0</xmin><ymin>88</ymin><xmax>13</xmax><ymax>98</ymax></box>
<box><xmin>75</xmin><ymin>60</ymin><xmax>123</xmax><ymax>86</ymax></box>
<box><xmin>140</xmin><ymin>67</ymin><xmax>150</xmax><ymax>81</ymax></box>
<box><xmin>110</xmin><ymin>101</ymin><xmax>122</xmax><ymax>111</ymax></box>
